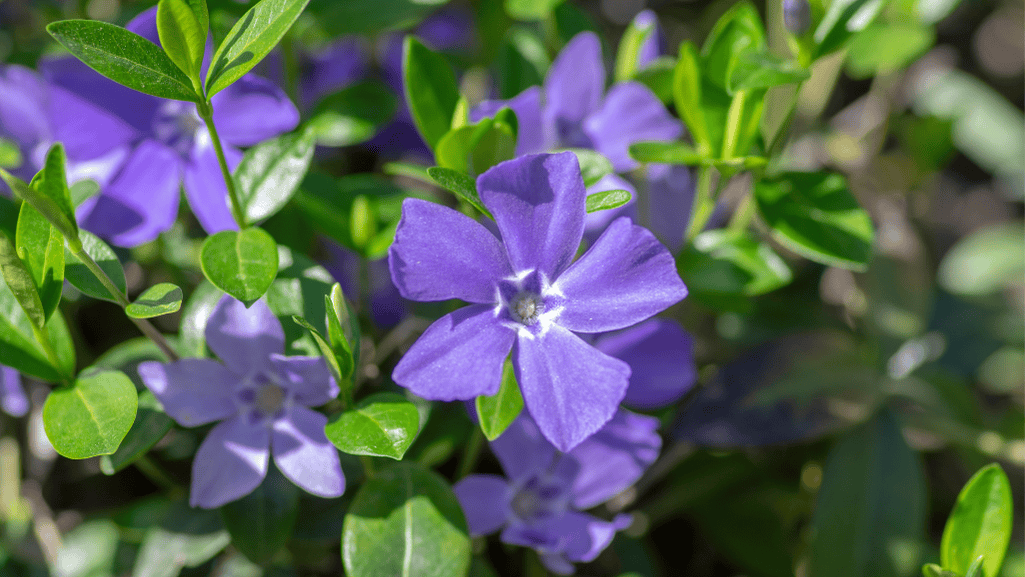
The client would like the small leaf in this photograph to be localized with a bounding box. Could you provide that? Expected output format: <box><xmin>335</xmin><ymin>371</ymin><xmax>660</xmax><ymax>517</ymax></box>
<box><xmin>921</xmin><ymin>563</ymin><xmax>957</xmax><ymax>577</ymax></box>
<box><xmin>157</xmin><ymin>0</ymin><xmax>206</xmax><ymax>85</ymax></box>
<box><xmin>427</xmin><ymin>167</ymin><xmax>491</xmax><ymax>217</ymax></box>
<box><xmin>236</xmin><ymin>127</ymin><xmax>316</xmax><ymax>223</ymax></box>
<box><xmin>70</xmin><ymin>179</ymin><xmax>99</xmax><ymax>207</ymax></box>
<box><xmin>672</xmin><ymin>41</ymin><xmax>709</xmax><ymax>151</ymax></box>
<box><xmin>585</xmin><ymin>189</ymin><xmax>632</xmax><ymax>213</ymax></box>
<box><xmin>814</xmin><ymin>0</ymin><xmax>887</xmax><ymax>58</ymax></box>
<box><xmin>0</xmin><ymin>276</ymin><xmax>76</xmax><ymax>382</ymax></box>
<box><xmin>200</xmin><ymin>227</ymin><xmax>279</xmax><ymax>306</ymax></box>
<box><xmin>563</xmin><ymin>148</ymin><xmax>613</xmax><ymax>187</ymax></box>
<box><xmin>505</xmin><ymin>0</ymin><xmax>566</xmax><ymax>21</ymax></box>
<box><xmin>342</xmin><ymin>462</ymin><xmax>471</xmax><ymax>577</ymax></box>
<box><xmin>43</xmin><ymin>368</ymin><xmax>138</xmax><ymax>459</ymax></box>
<box><xmin>845</xmin><ymin>23</ymin><xmax>934</xmax><ymax>79</ymax></box>
<box><xmin>100</xmin><ymin>390</ymin><xmax>174</xmax><ymax>475</ymax></box>
<box><xmin>47</xmin><ymin>19</ymin><xmax>199</xmax><ymax>102</ymax></box>
<box><xmin>615</xmin><ymin>14</ymin><xmax>655</xmax><ymax>83</ymax></box>
<box><xmin>475</xmin><ymin>357</ymin><xmax>523</xmax><ymax>441</ymax></box>
<box><xmin>327</xmin><ymin>282</ymin><xmax>360</xmax><ymax>373</ymax></box>
<box><xmin>403</xmin><ymin>35</ymin><xmax>461</xmax><ymax>150</ymax></box>
<box><xmin>292</xmin><ymin>315</ymin><xmax>349</xmax><ymax>386</ymax></box>
<box><xmin>127</xmin><ymin>283</ymin><xmax>183</xmax><ymax>318</ymax></box>
<box><xmin>701</xmin><ymin>2</ymin><xmax>765</xmax><ymax>92</ymax></box>
<box><xmin>729</xmin><ymin>50</ymin><xmax>810</xmax><ymax>93</ymax></box>
<box><xmin>676</xmin><ymin>229</ymin><xmax>792</xmax><ymax>312</ymax></box>
<box><xmin>65</xmin><ymin>230</ymin><xmax>126</xmax><ymax>303</ymax></box>
<box><xmin>15</xmin><ymin>203</ymin><xmax>64</xmax><ymax>321</ymax></box>
<box><xmin>220</xmin><ymin>464</ymin><xmax>299</xmax><ymax>564</ymax></box>
<box><xmin>0</xmin><ymin>228</ymin><xmax>47</xmax><ymax>328</ymax></box>
<box><xmin>941</xmin><ymin>464</ymin><xmax>1012</xmax><ymax>577</ymax></box>
<box><xmin>629</xmin><ymin>141</ymin><xmax>704</xmax><ymax>165</ymax></box>
<box><xmin>1</xmin><ymin>145</ymin><xmax>78</xmax><ymax>243</ymax></box>
<box><xmin>0</xmin><ymin>138</ymin><xmax>22</xmax><ymax>169</ymax></box>
<box><xmin>325</xmin><ymin>393</ymin><xmax>420</xmax><ymax>460</ymax></box>
<box><xmin>309</xmin><ymin>81</ymin><xmax>398</xmax><ymax>147</ymax></box>
<box><xmin>205</xmin><ymin>0</ymin><xmax>312</xmax><ymax>97</ymax></box>
<box><xmin>754</xmin><ymin>171</ymin><xmax>874</xmax><ymax>271</ymax></box>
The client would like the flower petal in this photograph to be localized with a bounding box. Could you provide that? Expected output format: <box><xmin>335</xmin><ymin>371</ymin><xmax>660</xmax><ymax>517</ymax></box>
<box><xmin>206</xmin><ymin>296</ymin><xmax>285</xmax><ymax>377</ymax></box>
<box><xmin>0</xmin><ymin>65</ymin><xmax>51</xmax><ymax>147</ymax></box>
<box><xmin>270</xmin><ymin>354</ymin><xmax>339</xmax><ymax>407</ymax></box>
<box><xmin>595</xmin><ymin>318</ymin><xmax>696</xmax><ymax>409</ymax></box>
<box><xmin>645</xmin><ymin>163</ymin><xmax>694</xmax><ymax>252</ymax></box>
<box><xmin>183</xmin><ymin>136</ymin><xmax>241</xmax><ymax>235</ymax></box>
<box><xmin>471</xmin><ymin>86</ymin><xmax>549</xmax><ymax>157</ymax></box>
<box><xmin>388</xmin><ymin>198</ymin><xmax>512</xmax><ymax>303</ymax></box>
<box><xmin>555</xmin><ymin>217</ymin><xmax>687</xmax><ymax>333</ymax></box>
<box><xmin>568</xmin><ymin>410</ymin><xmax>661</xmax><ymax>509</ymax></box>
<box><xmin>272</xmin><ymin>407</ymin><xmax>345</xmax><ymax>498</ymax></box>
<box><xmin>543</xmin><ymin>33</ymin><xmax>605</xmax><ymax>139</ymax></box>
<box><xmin>392</xmin><ymin>304</ymin><xmax>515</xmax><ymax>401</ymax></box>
<box><xmin>453</xmin><ymin>475</ymin><xmax>511</xmax><ymax>535</ymax></box>
<box><xmin>190</xmin><ymin>415</ymin><xmax>269</xmax><ymax>508</ymax></box>
<box><xmin>584</xmin><ymin>82</ymin><xmax>682</xmax><ymax>171</ymax></box>
<box><xmin>1</xmin><ymin>366</ymin><xmax>28</xmax><ymax>418</ymax></box>
<box><xmin>632</xmin><ymin>10</ymin><xmax>665</xmax><ymax>69</ymax></box>
<box><xmin>138</xmin><ymin>359</ymin><xmax>238</xmax><ymax>427</ymax></box>
<box><xmin>514</xmin><ymin>325</ymin><xmax>630</xmax><ymax>452</ymax></box>
<box><xmin>490</xmin><ymin>415</ymin><xmax>556</xmax><ymax>480</ymax></box>
<box><xmin>477</xmin><ymin>152</ymin><xmax>586</xmax><ymax>278</ymax></box>
<box><xmin>545</xmin><ymin>511</ymin><xmax>630</xmax><ymax>563</ymax></box>
<box><xmin>50</xmin><ymin>83</ymin><xmax>138</xmax><ymax>161</ymax></box>
<box><xmin>211</xmin><ymin>75</ymin><xmax>300</xmax><ymax>147</ymax></box>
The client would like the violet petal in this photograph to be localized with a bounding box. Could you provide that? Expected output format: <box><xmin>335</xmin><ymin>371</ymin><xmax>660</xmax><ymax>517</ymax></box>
<box><xmin>596</xmin><ymin>319</ymin><xmax>696</xmax><ymax>409</ymax></box>
<box><xmin>138</xmin><ymin>359</ymin><xmax>238</xmax><ymax>427</ymax></box>
<box><xmin>190</xmin><ymin>415</ymin><xmax>270</xmax><ymax>509</ymax></box>
<box><xmin>453</xmin><ymin>474</ymin><xmax>511</xmax><ymax>535</ymax></box>
<box><xmin>205</xmin><ymin>296</ymin><xmax>285</xmax><ymax>377</ymax></box>
<box><xmin>583</xmin><ymin>82</ymin><xmax>682</xmax><ymax>172</ymax></box>
<box><xmin>269</xmin><ymin>354</ymin><xmax>339</xmax><ymax>407</ymax></box>
<box><xmin>211</xmin><ymin>75</ymin><xmax>300</xmax><ymax>147</ymax></box>
<box><xmin>568</xmin><ymin>409</ymin><xmax>661</xmax><ymax>509</ymax></box>
<box><xmin>271</xmin><ymin>406</ymin><xmax>345</xmax><ymax>498</ymax></box>
<box><xmin>543</xmin><ymin>33</ymin><xmax>605</xmax><ymax>145</ymax></box>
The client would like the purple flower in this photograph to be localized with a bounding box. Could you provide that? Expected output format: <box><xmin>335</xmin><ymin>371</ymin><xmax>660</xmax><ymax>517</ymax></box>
<box><xmin>38</xmin><ymin>7</ymin><xmax>299</xmax><ymax>247</ymax></box>
<box><xmin>594</xmin><ymin>318</ymin><xmax>697</xmax><ymax>409</ymax></box>
<box><xmin>454</xmin><ymin>410</ymin><xmax>660</xmax><ymax>574</ymax></box>
<box><xmin>387</xmin><ymin>152</ymin><xmax>686</xmax><ymax>451</ymax></box>
<box><xmin>138</xmin><ymin>295</ymin><xmax>344</xmax><ymax>508</ymax></box>
<box><xmin>1</xmin><ymin>366</ymin><xmax>29</xmax><ymax>418</ymax></box>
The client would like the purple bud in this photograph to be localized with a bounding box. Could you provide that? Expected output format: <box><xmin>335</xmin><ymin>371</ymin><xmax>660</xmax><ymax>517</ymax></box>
<box><xmin>783</xmin><ymin>0</ymin><xmax>811</xmax><ymax>35</ymax></box>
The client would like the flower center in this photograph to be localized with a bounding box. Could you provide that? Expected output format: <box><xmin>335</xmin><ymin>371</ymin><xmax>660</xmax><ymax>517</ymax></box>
<box><xmin>510</xmin><ymin>292</ymin><xmax>543</xmax><ymax>325</ymax></box>
<box><xmin>255</xmin><ymin>383</ymin><xmax>286</xmax><ymax>415</ymax></box>
<box><xmin>509</xmin><ymin>472</ymin><xmax>568</xmax><ymax>523</ymax></box>
<box><xmin>152</xmin><ymin>101</ymin><xmax>203</xmax><ymax>156</ymax></box>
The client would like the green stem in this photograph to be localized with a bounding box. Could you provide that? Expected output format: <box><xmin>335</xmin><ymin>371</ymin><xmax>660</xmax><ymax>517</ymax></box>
<box><xmin>197</xmin><ymin>101</ymin><xmax>247</xmax><ymax>228</ymax></box>
<box><xmin>728</xmin><ymin>193</ymin><xmax>756</xmax><ymax>232</ymax></box>
<box><xmin>134</xmin><ymin>456</ymin><xmax>178</xmax><ymax>492</ymax></box>
<box><xmin>360</xmin><ymin>455</ymin><xmax>375</xmax><ymax>478</ymax></box>
<box><xmin>684</xmin><ymin>167</ymin><xmax>716</xmax><ymax>243</ymax></box>
<box><xmin>456</xmin><ymin>427</ymin><xmax>484</xmax><ymax>479</ymax></box>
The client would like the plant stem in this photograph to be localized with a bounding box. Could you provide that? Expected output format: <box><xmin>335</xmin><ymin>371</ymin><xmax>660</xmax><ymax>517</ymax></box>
<box><xmin>456</xmin><ymin>427</ymin><xmax>484</xmax><ymax>479</ymax></box>
<box><xmin>197</xmin><ymin>101</ymin><xmax>247</xmax><ymax>228</ymax></box>
<box><xmin>134</xmin><ymin>456</ymin><xmax>178</xmax><ymax>492</ymax></box>
<box><xmin>684</xmin><ymin>167</ymin><xmax>717</xmax><ymax>243</ymax></box>
<box><xmin>728</xmin><ymin>193</ymin><xmax>756</xmax><ymax>232</ymax></box>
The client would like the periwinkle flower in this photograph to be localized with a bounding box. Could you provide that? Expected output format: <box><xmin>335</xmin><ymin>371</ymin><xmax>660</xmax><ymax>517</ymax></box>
<box><xmin>38</xmin><ymin>7</ymin><xmax>299</xmax><ymax>247</ymax></box>
<box><xmin>138</xmin><ymin>296</ymin><xmax>344</xmax><ymax>508</ymax></box>
<box><xmin>783</xmin><ymin>0</ymin><xmax>812</xmax><ymax>35</ymax></box>
<box><xmin>594</xmin><ymin>318</ymin><xmax>697</xmax><ymax>409</ymax></box>
<box><xmin>454</xmin><ymin>411</ymin><xmax>660</xmax><ymax>574</ymax></box>
<box><xmin>388</xmin><ymin>152</ymin><xmax>686</xmax><ymax>451</ymax></box>
<box><xmin>1</xmin><ymin>366</ymin><xmax>29</xmax><ymax>418</ymax></box>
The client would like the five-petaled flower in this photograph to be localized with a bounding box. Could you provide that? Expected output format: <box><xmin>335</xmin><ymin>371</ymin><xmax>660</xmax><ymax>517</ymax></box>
<box><xmin>388</xmin><ymin>151</ymin><xmax>687</xmax><ymax>451</ymax></box>
<box><xmin>138</xmin><ymin>295</ymin><xmax>344</xmax><ymax>508</ymax></box>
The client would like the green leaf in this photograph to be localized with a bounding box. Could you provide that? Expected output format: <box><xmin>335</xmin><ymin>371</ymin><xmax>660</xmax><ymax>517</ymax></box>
<box><xmin>133</xmin><ymin>500</ymin><xmax>230</xmax><ymax>577</ymax></box>
<box><xmin>294</xmin><ymin>174</ymin><xmax>406</xmax><ymax>259</ymax></box>
<box><xmin>809</xmin><ymin>410</ymin><xmax>926</xmax><ymax>577</ymax></box>
<box><xmin>701</xmin><ymin>1</ymin><xmax>765</xmax><ymax>92</ymax></box>
<box><xmin>754</xmin><ymin>172</ymin><xmax>874</xmax><ymax>271</ymax></box>
<box><xmin>497</xmin><ymin>27</ymin><xmax>549</xmax><ymax>99</ymax></box>
<box><xmin>157</xmin><ymin>0</ymin><xmax>206</xmax><ymax>86</ymax></box>
<box><xmin>220</xmin><ymin>464</ymin><xmax>299</xmax><ymax>564</ymax></box>
<box><xmin>327</xmin><ymin>282</ymin><xmax>360</xmax><ymax>376</ymax></box>
<box><xmin>475</xmin><ymin>357</ymin><xmax>522</xmax><ymax>441</ymax></box>
<box><xmin>292</xmin><ymin>314</ymin><xmax>350</xmax><ymax>386</ymax></box>
<box><xmin>55</xmin><ymin>520</ymin><xmax>120</xmax><ymax>577</ymax></box>
<box><xmin>505</xmin><ymin>0</ymin><xmax>566</xmax><ymax>20</ymax></box>
<box><xmin>310</xmin><ymin>0</ymin><xmax>447</xmax><ymax>35</ymax></box>
<box><xmin>15</xmin><ymin>203</ymin><xmax>64</xmax><ymax>322</ymax></box>
<box><xmin>43</xmin><ymin>368</ymin><xmax>138</xmax><ymax>459</ymax></box>
<box><xmin>205</xmin><ymin>0</ymin><xmax>311</xmax><ymax>97</ymax></box>
<box><xmin>0</xmin><ymin>138</ymin><xmax>22</xmax><ymax>169</ymax></box>
<box><xmin>64</xmin><ymin>230</ymin><xmax>126</xmax><ymax>303</ymax></box>
<box><xmin>0</xmin><ymin>276</ymin><xmax>76</xmax><ymax>381</ymax></box>
<box><xmin>814</xmin><ymin>0</ymin><xmax>887</xmax><ymax>58</ymax></box>
<box><xmin>127</xmin><ymin>283</ymin><xmax>183</xmax><ymax>318</ymax></box>
<box><xmin>309</xmin><ymin>80</ymin><xmax>397</xmax><ymax>147</ymax></box>
<box><xmin>436</xmin><ymin>112</ymin><xmax>517</xmax><ymax>177</ymax></box>
<box><xmin>46</xmin><ymin>20</ymin><xmax>199</xmax><ymax>102</ymax></box>
<box><xmin>629</xmin><ymin>141</ymin><xmax>705</xmax><ymax>165</ymax></box>
<box><xmin>729</xmin><ymin>50</ymin><xmax>810</xmax><ymax>93</ymax></box>
<box><xmin>673</xmin><ymin>41</ymin><xmax>710</xmax><ymax>153</ymax></box>
<box><xmin>200</xmin><ymin>227</ymin><xmax>279</xmax><ymax>306</ymax></box>
<box><xmin>343</xmin><ymin>462</ymin><xmax>471</xmax><ymax>577</ymax></box>
<box><xmin>938</xmin><ymin>223</ymin><xmax>1024</xmax><ymax>297</ymax></box>
<box><xmin>100</xmin><ymin>390</ymin><xmax>174</xmax><ymax>475</ymax></box>
<box><xmin>846</xmin><ymin>23</ymin><xmax>934</xmax><ymax>79</ymax></box>
<box><xmin>403</xmin><ymin>35</ymin><xmax>461</xmax><ymax>150</ymax></box>
<box><xmin>676</xmin><ymin>229</ymin><xmax>792</xmax><ymax>312</ymax></box>
<box><xmin>585</xmin><ymin>189</ymin><xmax>632</xmax><ymax>213</ymax></box>
<box><xmin>615</xmin><ymin>13</ymin><xmax>655</xmax><ymax>83</ymax></box>
<box><xmin>563</xmin><ymin>148</ymin><xmax>613</xmax><ymax>187</ymax></box>
<box><xmin>635</xmin><ymin>56</ymin><xmax>677</xmax><ymax>104</ymax></box>
<box><xmin>326</xmin><ymin>393</ymin><xmax>420</xmax><ymax>460</ymax></box>
<box><xmin>921</xmin><ymin>563</ymin><xmax>957</xmax><ymax>577</ymax></box>
<box><xmin>2</xmin><ymin>144</ymin><xmax>78</xmax><ymax>243</ymax></box>
<box><xmin>427</xmin><ymin>167</ymin><xmax>491</xmax><ymax>217</ymax></box>
<box><xmin>70</xmin><ymin>179</ymin><xmax>99</xmax><ymax>207</ymax></box>
<box><xmin>941</xmin><ymin>464</ymin><xmax>1012</xmax><ymax>577</ymax></box>
<box><xmin>0</xmin><ymin>227</ymin><xmax>47</xmax><ymax>329</ymax></box>
<box><xmin>236</xmin><ymin>127</ymin><xmax>315</xmax><ymax>224</ymax></box>
<box><xmin>964</xmin><ymin>557</ymin><xmax>985</xmax><ymax>577</ymax></box>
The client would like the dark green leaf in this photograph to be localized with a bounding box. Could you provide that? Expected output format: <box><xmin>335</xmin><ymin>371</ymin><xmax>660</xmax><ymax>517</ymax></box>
<box><xmin>15</xmin><ymin>203</ymin><xmax>64</xmax><ymax>322</ymax></box>
<box><xmin>343</xmin><ymin>462</ymin><xmax>471</xmax><ymax>577</ymax></box>
<box><xmin>813</xmin><ymin>0</ymin><xmax>886</xmax><ymax>58</ymax></box>
<box><xmin>563</xmin><ymin>148</ymin><xmax>612</xmax><ymax>187</ymax></box>
<box><xmin>157</xmin><ymin>0</ymin><xmax>206</xmax><ymax>85</ymax></box>
<box><xmin>221</xmin><ymin>464</ymin><xmax>299</xmax><ymax>564</ymax></box>
<box><xmin>403</xmin><ymin>35</ymin><xmax>461</xmax><ymax>150</ymax></box>
<box><xmin>809</xmin><ymin>410</ymin><xmax>926</xmax><ymax>577</ymax></box>
<box><xmin>100</xmin><ymin>390</ymin><xmax>174</xmax><ymax>475</ymax></box>
<box><xmin>200</xmin><ymin>227</ymin><xmax>279</xmax><ymax>306</ymax></box>
<box><xmin>309</xmin><ymin>81</ymin><xmax>398</xmax><ymax>147</ymax></box>
<box><xmin>676</xmin><ymin>229</ymin><xmax>792</xmax><ymax>312</ymax></box>
<box><xmin>326</xmin><ymin>393</ymin><xmax>420</xmax><ymax>460</ymax></box>
<box><xmin>585</xmin><ymin>189</ymin><xmax>632</xmax><ymax>213</ymax></box>
<box><xmin>497</xmin><ymin>27</ymin><xmax>549</xmax><ymax>99</ymax></box>
<box><xmin>427</xmin><ymin>167</ymin><xmax>490</xmax><ymax>217</ymax></box>
<box><xmin>505</xmin><ymin>0</ymin><xmax>566</xmax><ymax>20</ymax></box>
<box><xmin>0</xmin><ymin>227</ymin><xmax>47</xmax><ymax>329</ymax></box>
<box><xmin>205</xmin><ymin>0</ymin><xmax>312</xmax><ymax>97</ymax></box>
<box><xmin>0</xmin><ymin>275</ymin><xmax>76</xmax><ymax>381</ymax></box>
<box><xmin>846</xmin><ymin>23</ymin><xmax>934</xmax><ymax>79</ymax></box>
<box><xmin>754</xmin><ymin>172</ymin><xmax>874</xmax><ymax>270</ymax></box>
<box><xmin>236</xmin><ymin>127</ymin><xmax>316</xmax><ymax>223</ymax></box>
<box><xmin>127</xmin><ymin>283</ymin><xmax>184</xmax><ymax>318</ymax></box>
<box><xmin>941</xmin><ymin>464</ymin><xmax>1012</xmax><ymax>577</ymax></box>
<box><xmin>264</xmin><ymin>248</ymin><xmax>338</xmax><ymax>358</ymax></box>
<box><xmin>65</xmin><ymin>230</ymin><xmax>126</xmax><ymax>303</ymax></box>
<box><xmin>43</xmin><ymin>368</ymin><xmax>139</xmax><ymax>459</ymax></box>
<box><xmin>309</xmin><ymin>0</ymin><xmax>447</xmax><ymax>35</ymax></box>
<box><xmin>47</xmin><ymin>19</ymin><xmax>199</xmax><ymax>102</ymax></box>
<box><xmin>629</xmin><ymin>141</ymin><xmax>704</xmax><ymax>165</ymax></box>
<box><xmin>475</xmin><ymin>357</ymin><xmax>522</xmax><ymax>441</ymax></box>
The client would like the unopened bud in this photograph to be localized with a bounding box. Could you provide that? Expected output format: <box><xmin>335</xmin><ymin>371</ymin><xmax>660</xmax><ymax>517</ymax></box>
<box><xmin>783</xmin><ymin>0</ymin><xmax>811</xmax><ymax>35</ymax></box>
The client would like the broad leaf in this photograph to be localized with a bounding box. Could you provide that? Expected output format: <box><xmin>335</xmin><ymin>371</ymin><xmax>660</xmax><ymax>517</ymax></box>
<box><xmin>814</xmin><ymin>0</ymin><xmax>887</xmax><ymax>58</ymax></box>
<box><xmin>343</xmin><ymin>462</ymin><xmax>471</xmax><ymax>577</ymax></box>
<box><xmin>43</xmin><ymin>368</ymin><xmax>138</xmax><ymax>459</ymax></box>
<box><xmin>475</xmin><ymin>357</ymin><xmax>523</xmax><ymax>441</ymax></box>
<box><xmin>0</xmin><ymin>225</ymin><xmax>47</xmax><ymax>329</ymax></box>
<box><xmin>47</xmin><ymin>19</ymin><xmax>199</xmax><ymax>102</ymax></box>
<box><xmin>15</xmin><ymin>203</ymin><xmax>64</xmax><ymax>322</ymax></box>
<box><xmin>427</xmin><ymin>167</ymin><xmax>490</xmax><ymax>217</ymax></box>
<box><xmin>221</xmin><ymin>465</ymin><xmax>300</xmax><ymax>564</ymax></box>
<box><xmin>326</xmin><ymin>393</ymin><xmax>420</xmax><ymax>459</ymax></box>
<box><xmin>940</xmin><ymin>463</ymin><xmax>1012</xmax><ymax>577</ymax></box>
<box><xmin>236</xmin><ymin>127</ymin><xmax>316</xmax><ymax>223</ymax></box>
<box><xmin>100</xmin><ymin>390</ymin><xmax>174</xmax><ymax>475</ymax></box>
<box><xmin>157</xmin><ymin>0</ymin><xmax>206</xmax><ymax>85</ymax></box>
<box><xmin>200</xmin><ymin>227</ymin><xmax>279</xmax><ymax>306</ymax></box>
<box><xmin>127</xmin><ymin>283</ymin><xmax>183</xmax><ymax>318</ymax></box>
<box><xmin>676</xmin><ymin>229</ymin><xmax>792</xmax><ymax>312</ymax></box>
<box><xmin>65</xmin><ymin>230</ymin><xmax>126</xmax><ymax>303</ymax></box>
<box><xmin>585</xmin><ymin>189</ymin><xmax>632</xmax><ymax>213</ymax></box>
<box><xmin>0</xmin><ymin>275</ymin><xmax>76</xmax><ymax>381</ymax></box>
<box><xmin>309</xmin><ymin>81</ymin><xmax>398</xmax><ymax>147</ymax></box>
<box><xmin>846</xmin><ymin>23</ymin><xmax>934</xmax><ymax>79</ymax></box>
<box><xmin>205</xmin><ymin>0</ymin><xmax>312</xmax><ymax>97</ymax></box>
<box><xmin>403</xmin><ymin>35</ymin><xmax>461</xmax><ymax>150</ymax></box>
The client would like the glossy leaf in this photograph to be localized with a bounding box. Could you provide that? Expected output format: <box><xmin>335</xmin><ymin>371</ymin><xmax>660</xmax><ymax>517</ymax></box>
<box><xmin>127</xmin><ymin>283</ymin><xmax>183</xmax><ymax>319</ymax></box>
<box><xmin>327</xmin><ymin>282</ymin><xmax>360</xmax><ymax>377</ymax></box>
<box><xmin>676</xmin><ymin>229</ymin><xmax>792</xmax><ymax>312</ymax></box>
<box><xmin>157</xmin><ymin>0</ymin><xmax>206</xmax><ymax>85</ymax></box>
<box><xmin>343</xmin><ymin>462</ymin><xmax>471</xmax><ymax>577</ymax></box>
<box><xmin>1</xmin><ymin>147</ymin><xmax>78</xmax><ymax>243</ymax></box>
<box><xmin>585</xmin><ymin>189</ymin><xmax>632</xmax><ymax>213</ymax></box>
<box><xmin>0</xmin><ymin>227</ymin><xmax>46</xmax><ymax>329</ymax></box>
<box><xmin>0</xmin><ymin>276</ymin><xmax>76</xmax><ymax>381</ymax></box>
<box><xmin>100</xmin><ymin>390</ymin><xmax>174</xmax><ymax>475</ymax></box>
<box><xmin>221</xmin><ymin>465</ymin><xmax>299</xmax><ymax>564</ymax></box>
<box><xmin>15</xmin><ymin>203</ymin><xmax>64</xmax><ymax>322</ymax></box>
<box><xmin>475</xmin><ymin>357</ymin><xmax>523</xmax><ymax>441</ymax></box>
<box><xmin>326</xmin><ymin>393</ymin><xmax>420</xmax><ymax>460</ymax></box>
<box><xmin>292</xmin><ymin>315</ymin><xmax>350</xmax><ymax>387</ymax></box>
<box><xmin>754</xmin><ymin>172</ymin><xmax>874</xmax><ymax>271</ymax></box>
<box><xmin>564</xmin><ymin>148</ymin><xmax>613</xmax><ymax>187</ymax></box>
<box><xmin>814</xmin><ymin>0</ymin><xmax>887</xmax><ymax>58</ymax></box>
<box><xmin>46</xmin><ymin>19</ymin><xmax>199</xmax><ymax>102</ymax></box>
<box><xmin>941</xmin><ymin>464</ymin><xmax>1012</xmax><ymax>577</ymax></box>
<box><xmin>427</xmin><ymin>167</ymin><xmax>491</xmax><ymax>217</ymax></box>
<box><xmin>403</xmin><ymin>35</ymin><xmax>461</xmax><ymax>150</ymax></box>
<box><xmin>309</xmin><ymin>80</ymin><xmax>397</xmax><ymax>147</ymax></box>
<box><xmin>200</xmin><ymin>227</ymin><xmax>279</xmax><ymax>306</ymax></box>
<box><xmin>43</xmin><ymin>369</ymin><xmax>139</xmax><ymax>459</ymax></box>
<box><xmin>205</xmin><ymin>0</ymin><xmax>312</xmax><ymax>97</ymax></box>
<box><xmin>65</xmin><ymin>230</ymin><xmax>127</xmax><ymax>303</ymax></box>
<box><xmin>236</xmin><ymin>127</ymin><xmax>316</xmax><ymax>223</ymax></box>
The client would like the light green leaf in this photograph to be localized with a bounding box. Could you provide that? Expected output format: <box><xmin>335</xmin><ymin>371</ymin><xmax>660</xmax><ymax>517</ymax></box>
<box><xmin>43</xmin><ymin>368</ymin><xmax>138</xmax><ymax>459</ymax></box>
<box><xmin>427</xmin><ymin>167</ymin><xmax>490</xmax><ymax>217</ymax></box>
<box><xmin>0</xmin><ymin>227</ymin><xmax>47</xmax><ymax>329</ymax></box>
<box><xmin>562</xmin><ymin>148</ymin><xmax>613</xmax><ymax>187</ymax></box>
<box><xmin>846</xmin><ymin>23</ymin><xmax>934</xmax><ymax>79</ymax></box>
<box><xmin>65</xmin><ymin>230</ymin><xmax>126</xmax><ymax>303</ymax></box>
<box><xmin>220</xmin><ymin>465</ymin><xmax>299</xmax><ymax>564</ymax></box>
<box><xmin>701</xmin><ymin>1</ymin><xmax>765</xmax><ymax>92</ymax></box>
<box><xmin>200</xmin><ymin>227</ymin><xmax>279</xmax><ymax>306</ymax></box>
<box><xmin>236</xmin><ymin>127</ymin><xmax>316</xmax><ymax>223</ymax></box>
<box><xmin>938</xmin><ymin>223</ymin><xmax>1024</xmax><ymax>297</ymax></box>
<box><xmin>729</xmin><ymin>50</ymin><xmax>810</xmax><ymax>93</ymax></box>
<box><xmin>157</xmin><ymin>0</ymin><xmax>206</xmax><ymax>86</ymax></box>
<box><xmin>15</xmin><ymin>203</ymin><xmax>64</xmax><ymax>322</ymax></box>
<box><xmin>676</xmin><ymin>229</ymin><xmax>792</xmax><ymax>312</ymax></box>
<box><xmin>941</xmin><ymin>464</ymin><xmax>1012</xmax><ymax>577</ymax></box>
<box><xmin>327</xmin><ymin>282</ymin><xmax>360</xmax><ymax>376</ymax></box>
<box><xmin>127</xmin><ymin>283</ymin><xmax>183</xmax><ymax>318</ymax></box>
<box><xmin>292</xmin><ymin>314</ymin><xmax>349</xmax><ymax>386</ymax></box>
<box><xmin>505</xmin><ymin>0</ymin><xmax>566</xmax><ymax>21</ymax></box>
<box><xmin>2</xmin><ymin>144</ymin><xmax>78</xmax><ymax>243</ymax></box>
<box><xmin>814</xmin><ymin>0</ymin><xmax>887</xmax><ymax>57</ymax></box>
<box><xmin>326</xmin><ymin>393</ymin><xmax>420</xmax><ymax>460</ymax></box>
<box><xmin>0</xmin><ymin>138</ymin><xmax>22</xmax><ymax>169</ymax></box>
<box><xmin>629</xmin><ymin>141</ymin><xmax>704</xmax><ymax>165</ymax></box>
<box><xmin>205</xmin><ymin>0</ymin><xmax>311</xmax><ymax>97</ymax></box>
<box><xmin>921</xmin><ymin>563</ymin><xmax>957</xmax><ymax>577</ymax></box>
<box><xmin>403</xmin><ymin>35</ymin><xmax>461</xmax><ymax>150</ymax></box>
<box><xmin>309</xmin><ymin>81</ymin><xmax>398</xmax><ymax>147</ymax></box>
<box><xmin>672</xmin><ymin>41</ymin><xmax>709</xmax><ymax>152</ymax></box>
<box><xmin>70</xmin><ymin>179</ymin><xmax>99</xmax><ymax>207</ymax></box>
<box><xmin>55</xmin><ymin>520</ymin><xmax>120</xmax><ymax>577</ymax></box>
<box><xmin>475</xmin><ymin>357</ymin><xmax>522</xmax><ymax>441</ymax></box>
<box><xmin>585</xmin><ymin>189</ymin><xmax>632</xmax><ymax>213</ymax></box>
<box><xmin>615</xmin><ymin>14</ymin><xmax>655</xmax><ymax>83</ymax></box>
